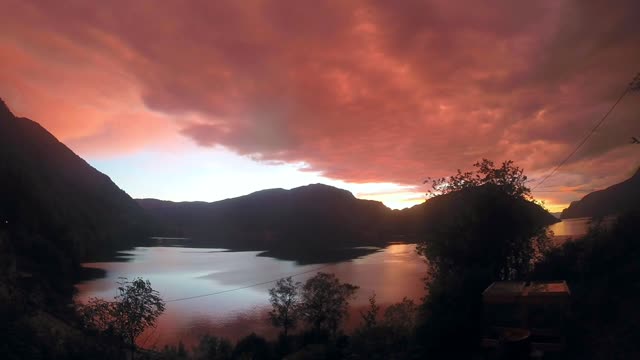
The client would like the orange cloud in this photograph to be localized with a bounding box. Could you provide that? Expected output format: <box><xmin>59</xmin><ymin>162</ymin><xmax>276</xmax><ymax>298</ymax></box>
<box><xmin>1</xmin><ymin>0</ymin><xmax>639</xmax><ymax>208</ymax></box>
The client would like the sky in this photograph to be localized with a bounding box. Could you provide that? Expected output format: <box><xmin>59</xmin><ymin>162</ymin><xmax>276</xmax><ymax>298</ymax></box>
<box><xmin>1</xmin><ymin>0</ymin><xmax>639</xmax><ymax>212</ymax></box>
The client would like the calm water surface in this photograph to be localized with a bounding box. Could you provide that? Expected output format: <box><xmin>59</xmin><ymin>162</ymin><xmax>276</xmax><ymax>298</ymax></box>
<box><xmin>76</xmin><ymin>243</ymin><xmax>425</xmax><ymax>348</ymax></box>
<box><xmin>548</xmin><ymin>217</ymin><xmax>591</xmax><ymax>237</ymax></box>
<box><xmin>75</xmin><ymin>218</ymin><xmax>592</xmax><ymax>348</ymax></box>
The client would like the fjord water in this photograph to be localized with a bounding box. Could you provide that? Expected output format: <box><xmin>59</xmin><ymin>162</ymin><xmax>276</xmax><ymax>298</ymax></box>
<box><xmin>548</xmin><ymin>217</ymin><xmax>591</xmax><ymax>237</ymax></box>
<box><xmin>75</xmin><ymin>218</ymin><xmax>591</xmax><ymax>348</ymax></box>
<box><xmin>76</xmin><ymin>243</ymin><xmax>425</xmax><ymax>347</ymax></box>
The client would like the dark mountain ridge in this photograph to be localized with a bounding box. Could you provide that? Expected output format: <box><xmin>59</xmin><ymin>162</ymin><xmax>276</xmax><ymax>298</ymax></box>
<box><xmin>138</xmin><ymin>183</ymin><xmax>394</xmax><ymax>250</ymax></box>
<box><xmin>139</xmin><ymin>183</ymin><xmax>558</xmax><ymax>253</ymax></box>
<box><xmin>0</xmin><ymin>99</ymin><xmax>149</xmax><ymax>289</ymax></box>
<box><xmin>0</xmin><ymin>95</ymin><xmax>558</xmax><ymax>273</ymax></box>
<box><xmin>561</xmin><ymin>169</ymin><xmax>640</xmax><ymax>219</ymax></box>
<box><xmin>1</xmin><ymin>98</ymin><xmax>152</xmax><ymax>357</ymax></box>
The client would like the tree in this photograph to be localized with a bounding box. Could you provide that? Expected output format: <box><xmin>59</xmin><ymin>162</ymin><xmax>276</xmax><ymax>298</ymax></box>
<box><xmin>268</xmin><ymin>277</ymin><xmax>301</xmax><ymax>337</ymax></box>
<box><xmin>359</xmin><ymin>292</ymin><xmax>379</xmax><ymax>330</ymax></box>
<box><xmin>350</xmin><ymin>296</ymin><xmax>419</xmax><ymax>359</ymax></box>
<box><xmin>383</xmin><ymin>297</ymin><xmax>417</xmax><ymax>337</ymax></box>
<box><xmin>299</xmin><ymin>272</ymin><xmax>358</xmax><ymax>336</ymax></box>
<box><xmin>78</xmin><ymin>277</ymin><xmax>165</xmax><ymax>359</ymax></box>
<box><xmin>420</xmin><ymin>159</ymin><xmax>552</xmax><ymax>282</ymax></box>
<box><xmin>416</xmin><ymin>160</ymin><xmax>554</xmax><ymax>358</ymax></box>
<box><xmin>232</xmin><ymin>333</ymin><xmax>271</xmax><ymax>360</ymax></box>
<box><xmin>192</xmin><ymin>335</ymin><xmax>232</xmax><ymax>360</ymax></box>
<box><xmin>426</xmin><ymin>159</ymin><xmax>531</xmax><ymax>200</ymax></box>
<box><xmin>531</xmin><ymin>211</ymin><xmax>640</xmax><ymax>360</ymax></box>
<box><xmin>114</xmin><ymin>277</ymin><xmax>166</xmax><ymax>356</ymax></box>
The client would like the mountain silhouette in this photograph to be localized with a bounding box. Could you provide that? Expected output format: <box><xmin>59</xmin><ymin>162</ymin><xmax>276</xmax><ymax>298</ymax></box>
<box><xmin>139</xmin><ymin>183</ymin><xmax>557</xmax><ymax>255</ymax></box>
<box><xmin>561</xmin><ymin>168</ymin><xmax>640</xmax><ymax>219</ymax></box>
<box><xmin>138</xmin><ymin>183</ymin><xmax>394</xmax><ymax>252</ymax></box>
<box><xmin>0</xmin><ymin>98</ymin><xmax>148</xmax><ymax>292</ymax></box>
<box><xmin>0</xmin><ymin>95</ymin><xmax>558</xmax><ymax>268</ymax></box>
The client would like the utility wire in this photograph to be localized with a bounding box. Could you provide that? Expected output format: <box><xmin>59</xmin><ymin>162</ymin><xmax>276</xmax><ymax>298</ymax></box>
<box><xmin>165</xmin><ymin>263</ymin><xmax>335</xmax><ymax>303</ymax></box>
<box><xmin>531</xmin><ymin>73</ymin><xmax>640</xmax><ymax>191</ymax></box>
<box><xmin>166</xmin><ymin>75</ymin><xmax>640</xmax><ymax>303</ymax></box>
<box><xmin>532</xmin><ymin>189</ymin><xmax>600</xmax><ymax>193</ymax></box>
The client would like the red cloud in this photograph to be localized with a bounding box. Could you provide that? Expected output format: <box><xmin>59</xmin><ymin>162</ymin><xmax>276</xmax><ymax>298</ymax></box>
<box><xmin>1</xmin><ymin>0</ymin><xmax>639</xmax><ymax>207</ymax></box>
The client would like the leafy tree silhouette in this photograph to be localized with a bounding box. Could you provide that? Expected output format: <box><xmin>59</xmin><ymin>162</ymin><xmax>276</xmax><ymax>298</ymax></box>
<box><xmin>417</xmin><ymin>159</ymin><xmax>553</xmax><ymax>359</ymax></box>
<box><xmin>268</xmin><ymin>276</ymin><xmax>301</xmax><ymax>337</ymax></box>
<box><xmin>78</xmin><ymin>277</ymin><xmax>165</xmax><ymax>359</ymax></box>
<box><xmin>299</xmin><ymin>272</ymin><xmax>358</xmax><ymax>337</ymax></box>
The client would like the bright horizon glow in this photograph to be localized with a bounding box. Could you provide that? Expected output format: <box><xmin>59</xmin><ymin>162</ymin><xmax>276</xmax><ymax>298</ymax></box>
<box><xmin>86</xmin><ymin>140</ymin><xmax>567</xmax><ymax>211</ymax></box>
<box><xmin>86</xmin><ymin>141</ymin><xmax>429</xmax><ymax>210</ymax></box>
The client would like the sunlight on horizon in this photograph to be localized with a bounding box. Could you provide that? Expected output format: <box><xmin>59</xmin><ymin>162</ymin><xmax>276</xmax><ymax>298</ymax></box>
<box><xmin>87</xmin><ymin>141</ymin><xmax>432</xmax><ymax>210</ymax></box>
<box><xmin>86</xmin><ymin>139</ymin><xmax>571</xmax><ymax>211</ymax></box>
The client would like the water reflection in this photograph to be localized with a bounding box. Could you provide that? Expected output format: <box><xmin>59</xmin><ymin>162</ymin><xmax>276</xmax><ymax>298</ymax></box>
<box><xmin>548</xmin><ymin>217</ymin><xmax>591</xmax><ymax>237</ymax></box>
<box><xmin>76</xmin><ymin>243</ymin><xmax>425</xmax><ymax>348</ymax></box>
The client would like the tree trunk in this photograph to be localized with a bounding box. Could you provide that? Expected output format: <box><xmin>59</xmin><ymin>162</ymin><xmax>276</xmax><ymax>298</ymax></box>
<box><xmin>130</xmin><ymin>336</ymin><xmax>135</xmax><ymax>360</ymax></box>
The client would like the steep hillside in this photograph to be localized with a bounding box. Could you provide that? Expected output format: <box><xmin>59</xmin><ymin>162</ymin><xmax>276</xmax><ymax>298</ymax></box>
<box><xmin>0</xmin><ymin>98</ymin><xmax>148</xmax><ymax>291</ymax></box>
<box><xmin>561</xmin><ymin>169</ymin><xmax>640</xmax><ymax>219</ymax></box>
<box><xmin>0</xmin><ymin>98</ymin><xmax>149</xmax><ymax>358</ymax></box>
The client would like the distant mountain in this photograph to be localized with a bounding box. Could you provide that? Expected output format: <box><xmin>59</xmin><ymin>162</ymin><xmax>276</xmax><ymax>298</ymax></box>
<box><xmin>0</xmin><ymin>98</ymin><xmax>148</xmax><ymax>291</ymax></box>
<box><xmin>561</xmin><ymin>169</ymin><xmax>640</xmax><ymax>219</ymax></box>
<box><xmin>138</xmin><ymin>184</ymin><xmax>395</xmax><ymax>252</ymax></box>
<box><xmin>139</xmin><ymin>182</ymin><xmax>558</xmax><ymax>255</ymax></box>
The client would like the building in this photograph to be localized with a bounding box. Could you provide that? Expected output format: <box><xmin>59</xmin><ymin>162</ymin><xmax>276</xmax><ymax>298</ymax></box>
<box><xmin>482</xmin><ymin>281</ymin><xmax>571</xmax><ymax>357</ymax></box>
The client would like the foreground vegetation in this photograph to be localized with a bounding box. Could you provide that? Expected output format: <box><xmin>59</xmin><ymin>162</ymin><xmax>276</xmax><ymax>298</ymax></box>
<box><xmin>146</xmin><ymin>204</ymin><xmax>640</xmax><ymax>360</ymax></box>
<box><xmin>3</xmin><ymin>159</ymin><xmax>639</xmax><ymax>359</ymax></box>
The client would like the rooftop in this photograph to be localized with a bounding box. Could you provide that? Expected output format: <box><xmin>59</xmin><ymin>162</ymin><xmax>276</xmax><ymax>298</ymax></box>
<box><xmin>483</xmin><ymin>281</ymin><xmax>570</xmax><ymax>304</ymax></box>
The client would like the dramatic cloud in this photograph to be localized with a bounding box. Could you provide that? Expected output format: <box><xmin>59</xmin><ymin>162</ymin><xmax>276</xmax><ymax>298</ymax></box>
<box><xmin>1</xmin><ymin>0</ymin><xmax>639</xmax><ymax>208</ymax></box>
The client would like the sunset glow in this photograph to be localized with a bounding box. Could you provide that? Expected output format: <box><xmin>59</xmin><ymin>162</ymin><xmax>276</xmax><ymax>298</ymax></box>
<box><xmin>2</xmin><ymin>0</ymin><xmax>639</xmax><ymax>210</ymax></box>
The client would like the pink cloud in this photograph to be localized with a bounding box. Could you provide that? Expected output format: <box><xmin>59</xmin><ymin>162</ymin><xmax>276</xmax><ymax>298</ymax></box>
<box><xmin>1</xmin><ymin>0</ymin><xmax>639</xmax><ymax>208</ymax></box>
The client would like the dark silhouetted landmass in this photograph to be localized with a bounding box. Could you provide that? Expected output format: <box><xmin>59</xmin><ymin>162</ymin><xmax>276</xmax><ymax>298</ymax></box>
<box><xmin>138</xmin><ymin>184</ymin><xmax>395</xmax><ymax>252</ymax></box>
<box><xmin>533</xmin><ymin>210</ymin><xmax>640</xmax><ymax>359</ymax></box>
<box><xmin>561</xmin><ymin>168</ymin><xmax>640</xmax><ymax>219</ymax></box>
<box><xmin>420</xmin><ymin>184</ymin><xmax>559</xmax><ymax>229</ymax></box>
<box><xmin>0</xmin><ymin>97</ymin><xmax>562</xmax><ymax>358</ymax></box>
<box><xmin>0</xmin><ymin>98</ymin><xmax>148</xmax><ymax>267</ymax></box>
<box><xmin>138</xmin><ymin>182</ymin><xmax>557</xmax><ymax>257</ymax></box>
<box><xmin>0</xmin><ymin>98</ymin><xmax>148</xmax><ymax>359</ymax></box>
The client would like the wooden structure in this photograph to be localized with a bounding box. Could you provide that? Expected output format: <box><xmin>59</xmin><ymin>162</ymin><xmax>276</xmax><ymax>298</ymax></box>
<box><xmin>481</xmin><ymin>281</ymin><xmax>570</xmax><ymax>356</ymax></box>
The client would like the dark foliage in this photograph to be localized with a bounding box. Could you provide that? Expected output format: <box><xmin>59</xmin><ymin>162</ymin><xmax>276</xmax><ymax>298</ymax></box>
<box><xmin>299</xmin><ymin>272</ymin><xmax>359</xmax><ymax>336</ymax></box>
<box><xmin>268</xmin><ymin>277</ymin><xmax>301</xmax><ymax>337</ymax></box>
<box><xmin>78</xmin><ymin>277</ymin><xmax>166</xmax><ymax>358</ymax></box>
<box><xmin>192</xmin><ymin>335</ymin><xmax>233</xmax><ymax>360</ymax></box>
<box><xmin>349</xmin><ymin>296</ymin><xmax>420</xmax><ymax>359</ymax></box>
<box><xmin>532</xmin><ymin>211</ymin><xmax>640</xmax><ymax>359</ymax></box>
<box><xmin>231</xmin><ymin>333</ymin><xmax>271</xmax><ymax>360</ymax></box>
<box><xmin>416</xmin><ymin>160</ymin><xmax>556</xmax><ymax>359</ymax></box>
<box><xmin>0</xmin><ymin>99</ymin><xmax>150</xmax><ymax>359</ymax></box>
<box><xmin>426</xmin><ymin>159</ymin><xmax>532</xmax><ymax>200</ymax></box>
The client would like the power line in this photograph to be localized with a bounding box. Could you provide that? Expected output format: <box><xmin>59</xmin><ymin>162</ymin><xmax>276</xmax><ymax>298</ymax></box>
<box><xmin>532</xmin><ymin>189</ymin><xmax>600</xmax><ymax>193</ymax></box>
<box><xmin>165</xmin><ymin>263</ymin><xmax>336</xmax><ymax>303</ymax></box>
<box><xmin>531</xmin><ymin>73</ymin><xmax>639</xmax><ymax>191</ymax></box>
